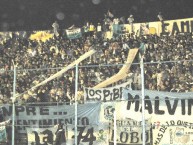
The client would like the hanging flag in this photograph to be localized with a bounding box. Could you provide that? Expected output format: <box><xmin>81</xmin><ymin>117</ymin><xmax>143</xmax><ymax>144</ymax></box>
<box><xmin>29</xmin><ymin>31</ymin><xmax>53</xmax><ymax>42</ymax></box>
<box><xmin>0</xmin><ymin>126</ymin><xmax>6</xmax><ymax>142</ymax></box>
<box><xmin>67</xmin><ymin>24</ymin><xmax>75</xmax><ymax>30</ymax></box>
<box><xmin>112</xmin><ymin>24</ymin><xmax>124</xmax><ymax>35</ymax></box>
<box><xmin>140</xmin><ymin>23</ymin><xmax>149</xmax><ymax>35</ymax></box>
<box><xmin>139</xmin><ymin>42</ymin><xmax>145</xmax><ymax>55</ymax></box>
<box><xmin>0</xmin><ymin>120</ymin><xmax>9</xmax><ymax>142</ymax></box>
<box><xmin>66</xmin><ymin>28</ymin><xmax>82</xmax><ymax>39</ymax></box>
<box><xmin>107</xmin><ymin>10</ymin><xmax>114</xmax><ymax>18</ymax></box>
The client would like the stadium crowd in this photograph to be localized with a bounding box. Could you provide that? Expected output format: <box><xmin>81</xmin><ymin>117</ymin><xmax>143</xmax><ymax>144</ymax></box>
<box><xmin>0</xmin><ymin>17</ymin><xmax>192</xmax><ymax>104</ymax></box>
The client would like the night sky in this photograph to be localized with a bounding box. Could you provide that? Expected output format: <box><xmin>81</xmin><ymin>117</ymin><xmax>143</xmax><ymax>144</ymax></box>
<box><xmin>0</xmin><ymin>0</ymin><xmax>193</xmax><ymax>31</ymax></box>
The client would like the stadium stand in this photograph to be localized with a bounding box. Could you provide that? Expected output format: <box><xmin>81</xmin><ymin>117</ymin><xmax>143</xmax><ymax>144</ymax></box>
<box><xmin>0</xmin><ymin>11</ymin><xmax>192</xmax><ymax>144</ymax></box>
<box><xmin>0</xmin><ymin>22</ymin><xmax>192</xmax><ymax>105</ymax></box>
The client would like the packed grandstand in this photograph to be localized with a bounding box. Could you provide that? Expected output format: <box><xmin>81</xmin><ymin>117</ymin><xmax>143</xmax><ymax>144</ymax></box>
<box><xmin>0</xmin><ymin>17</ymin><xmax>192</xmax><ymax>104</ymax></box>
<box><xmin>0</xmin><ymin>12</ymin><xmax>192</xmax><ymax>144</ymax></box>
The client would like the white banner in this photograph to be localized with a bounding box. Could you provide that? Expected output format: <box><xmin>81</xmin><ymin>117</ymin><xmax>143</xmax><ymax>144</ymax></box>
<box><xmin>84</xmin><ymin>82</ymin><xmax>132</xmax><ymax>102</ymax></box>
<box><xmin>27</xmin><ymin>123</ymin><xmax>109</xmax><ymax>145</ymax></box>
<box><xmin>122</xmin><ymin>88</ymin><xmax>193</xmax><ymax>120</ymax></box>
<box><xmin>66</xmin><ymin>124</ymin><xmax>109</xmax><ymax>145</ymax></box>
<box><xmin>66</xmin><ymin>28</ymin><xmax>82</xmax><ymax>39</ymax></box>
<box><xmin>27</xmin><ymin>126</ymin><xmax>57</xmax><ymax>145</ymax></box>
<box><xmin>161</xmin><ymin>17</ymin><xmax>193</xmax><ymax>35</ymax></box>
<box><xmin>109</xmin><ymin>118</ymin><xmax>152</xmax><ymax>145</ymax></box>
<box><xmin>153</xmin><ymin>119</ymin><xmax>193</xmax><ymax>145</ymax></box>
<box><xmin>122</xmin><ymin>88</ymin><xmax>193</xmax><ymax>99</ymax></box>
<box><xmin>106</xmin><ymin>17</ymin><xmax>193</xmax><ymax>39</ymax></box>
<box><xmin>122</xmin><ymin>89</ymin><xmax>193</xmax><ymax>144</ymax></box>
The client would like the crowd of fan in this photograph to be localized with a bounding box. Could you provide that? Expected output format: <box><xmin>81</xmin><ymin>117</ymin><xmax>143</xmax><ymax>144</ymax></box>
<box><xmin>0</xmin><ymin>22</ymin><xmax>192</xmax><ymax>104</ymax></box>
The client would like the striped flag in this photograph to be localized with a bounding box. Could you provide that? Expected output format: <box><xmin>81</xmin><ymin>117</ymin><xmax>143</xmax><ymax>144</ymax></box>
<box><xmin>66</xmin><ymin>28</ymin><xmax>82</xmax><ymax>39</ymax></box>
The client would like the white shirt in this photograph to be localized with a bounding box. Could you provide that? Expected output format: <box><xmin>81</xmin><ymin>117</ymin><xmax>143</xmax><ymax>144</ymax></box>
<box><xmin>97</xmin><ymin>25</ymin><xmax>102</xmax><ymax>32</ymax></box>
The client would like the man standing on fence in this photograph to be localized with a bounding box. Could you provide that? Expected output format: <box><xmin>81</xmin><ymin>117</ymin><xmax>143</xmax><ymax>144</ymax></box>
<box><xmin>127</xmin><ymin>14</ymin><xmax>134</xmax><ymax>33</ymax></box>
<box><xmin>52</xmin><ymin>21</ymin><xmax>60</xmax><ymax>38</ymax></box>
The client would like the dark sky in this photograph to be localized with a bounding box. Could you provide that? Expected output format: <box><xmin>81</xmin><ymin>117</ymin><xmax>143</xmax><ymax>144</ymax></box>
<box><xmin>0</xmin><ymin>0</ymin><xmax>193</xmax><ymax>31</ymax></box>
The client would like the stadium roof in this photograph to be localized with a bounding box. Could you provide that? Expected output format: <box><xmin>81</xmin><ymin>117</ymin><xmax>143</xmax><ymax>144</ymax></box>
<box><xmin>0</xmin><ymin>0</ymin><xmax>193</xmax><ymax>31</ymax></box>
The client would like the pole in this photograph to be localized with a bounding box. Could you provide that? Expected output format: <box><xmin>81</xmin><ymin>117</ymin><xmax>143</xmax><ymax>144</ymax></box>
<box><xmin>113</xmin><ymin>110</ymin><xmax>116</xmax><ymax>145</ymax></box>
<box><xmin>12</xmin><ymin>65</ymin><xmax>16</xmax><ymax>145</ymax></box>
<box><xmin>74</xmin><ymin>64</ymin><xmax>78</xmax><ymax>145</ymax></box>
<box><xmin>140</xmin><ymin>55</ymin><xmax>146</xmax><ymax>145</ymax></box>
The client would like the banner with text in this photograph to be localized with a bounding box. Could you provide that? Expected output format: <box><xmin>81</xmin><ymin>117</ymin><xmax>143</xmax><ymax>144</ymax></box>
<box><xmin>84</xmin><ymin>82</ymin><xmax>132</xmax><ymax>102</ymax></box>
<box><xmin>122</xmin><ymin>88</ymin><xmax>193</xmax><ymax>120</ymax></box>
<box><xmin>1</xmin><ymin>88</ymin><xmax>193</xmax><ymax>144</ymax></box>
<box><xmin>122</xmin><ymin>88</ymin><xmax>193</xmax><ymax>145</ymax></box>
<box><xmin>107</xmin><ymin>17</ymin><xmax>193</xmax><ymax>39</ymax></box>
<box><xmin>27</xmin><ymin>123</ymin><xmax>109</xmax><ymax>145</ymax></box>
<box><xmin>109</xmin><ymin>118</ymin><xmax>152</xmax><ymax>145</ymax></box>
<box><xmin>3</xmin><ymin>103</ymin><xmax>100</xmax><ymax>133</ymax></box>
<box><xmin>66</xmin><ymin>124</ymin><xmax>109</xmax><ymax>145</ymax></box>
<box><xmin>27</xmin><ymin>126</ymin><xmax>57</xmax><ymax>145</ymax></box>
<box><xmin>160</xmin><ymin>17</ymin><xmax>193</xmax><ymax>35</ymax></box>
<box><xmin>66</xmin><ymin>28</ymin><xmax>82</xmax><ymax>39</ymax></box>
<box><xmin>153</xmin><ymin>119</ymin><xmax>193</xmax><ymax>145</ymax></box>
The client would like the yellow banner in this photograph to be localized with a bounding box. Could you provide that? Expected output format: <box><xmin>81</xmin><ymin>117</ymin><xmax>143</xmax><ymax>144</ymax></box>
<box><xmin>29</xmin><ymin>31</ymin><xmax>53</xmax><ymax>42</ymax></box>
